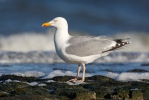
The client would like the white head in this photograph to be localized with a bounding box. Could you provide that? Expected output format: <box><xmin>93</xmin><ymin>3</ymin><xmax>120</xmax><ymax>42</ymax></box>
<box><xmin>42</xmin><ymin>17</ymin><xmax>68</xmax><ymax>30</ymax></box>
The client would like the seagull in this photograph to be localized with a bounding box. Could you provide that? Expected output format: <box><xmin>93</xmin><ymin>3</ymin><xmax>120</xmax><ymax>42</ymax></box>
<box><xmin>42</xmin><ymin>17</ymin><xmax>130</xmax><ymax>82</ymax></box>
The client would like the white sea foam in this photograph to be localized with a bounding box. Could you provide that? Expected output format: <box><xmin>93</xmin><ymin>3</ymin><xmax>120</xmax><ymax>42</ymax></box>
<box><xmin>38</xmin><ymin>83</ymin><xmax>47</xmax><ymax>86</ymax></box>
<box><xmin>4</xmin><ymin>79</ymin><xmax>20</xmax><ymax>83</ymax></box>
<box><xmin>26</xmin><ymin>82</ymin><xmax>38</xmax><ymax>86</ymax></box>
<box><xmin>106</xmin><ymin>72</ymin><xmax>149</xmax><ymax>81</ymax></box>
<box><xmin>1</xmin><ymin>70</ymin><xmax>149</xmax><ymax>83</ymax></box>
<box><xmin>9</xmin><ymin>69</ymin><xmax>92</xmax><ymax>80</ymax></box>
<box><xmin>44</xmin><ymin>70</ymin><xmax>92</xmax><ymax>79</ymax></box>
<box><xmin>5</xmin><ymin>79</ymin><xmax>12</xmax><ymax>83</ymax></box>
<box><xmin>0</xmin><ymin>29</ymin><xmax>55</xmax><ymax>52</ymax></box>
<box><xmin>2</xmin><ymin>79</ymin><xmax>46</xmax><ymax>86</ymax></box>
<box><xmin>46</xmin><ymin>80</ymin><xmax>55</xmax><ymax>83</ymax></box>
<box><xmin>7</xmin><ymin>71</ymin><xmax>149</xmax><ymax>82</ymax></box>
<box><xmin>44</xmin><ymin>70</ymin><xmax>76</xmax><ymax>79</ymax></box>
<box><xmin>11</xmin><ymin>71</ymin><xmax>45</xmax><ymax>77</ymax></box>
<box><xmin>66</xmin><ymin>81</ymin><xmax>86</xmax><ymax>85</ymax></box>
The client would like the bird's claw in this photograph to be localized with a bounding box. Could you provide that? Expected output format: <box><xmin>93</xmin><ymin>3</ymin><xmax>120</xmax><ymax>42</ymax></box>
<box><xmin>69</xmin><ymin>78</ymin><xmax>84</xmax><ymax>83</ymax></box>
<box><xmin>69</xmin><ymin>78</ymin><xmax>77</xmax><ymax>82</ymax></box>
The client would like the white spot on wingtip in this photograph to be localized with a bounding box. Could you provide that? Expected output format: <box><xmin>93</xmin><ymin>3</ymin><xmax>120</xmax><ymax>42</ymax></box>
<box><xmin>118</xmin><ymin>43</ymin><xmax>121</xmax><ymax>46</ymax></box>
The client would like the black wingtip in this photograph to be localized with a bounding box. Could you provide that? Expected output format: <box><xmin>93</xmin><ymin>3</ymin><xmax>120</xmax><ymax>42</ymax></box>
<box><xmin>102</xmin><ymin>38</ymin><xmax>131</xmax><ymax>53</ymax></box>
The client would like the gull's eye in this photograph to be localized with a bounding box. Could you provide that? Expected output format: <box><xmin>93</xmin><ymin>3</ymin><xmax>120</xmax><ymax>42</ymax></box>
<box><xmin>54</xmin><ymin>20</ymin><xmax>57</xmax><ymax>22</ymax></box>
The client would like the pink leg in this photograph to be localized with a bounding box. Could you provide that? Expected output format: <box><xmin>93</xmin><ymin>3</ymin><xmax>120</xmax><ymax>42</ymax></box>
<box><xmin>69</xmin><ymin>64</ymin><xmax>86</xmax><ymax>82</ymax></box>
<box><xmin>69</xmin><ymin>64</ymin><xmax>81</xmax><ymax>82</ymax></box>
<box><xmin>81</xmin><ymin>64</ymin><xmax>86</xmax><ymax>82</ymax></box>
<box><xmin>76</xmin><ymin>64</ymin><xmax>81</xmax><ymax>79</ymax></box>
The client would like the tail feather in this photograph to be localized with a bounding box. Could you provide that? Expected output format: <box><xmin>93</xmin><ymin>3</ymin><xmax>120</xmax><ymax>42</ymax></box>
<box><xmin>102</xmin><ymin>38</ymin><xmax>131</xmax><ymax>53</ymax></box>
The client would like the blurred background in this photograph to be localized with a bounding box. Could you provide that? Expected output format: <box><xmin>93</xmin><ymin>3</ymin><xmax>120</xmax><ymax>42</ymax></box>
<box><xmin>0</xmin><ymin>0</ymin><xmax>149</xmax><ymax>52</ymax></box>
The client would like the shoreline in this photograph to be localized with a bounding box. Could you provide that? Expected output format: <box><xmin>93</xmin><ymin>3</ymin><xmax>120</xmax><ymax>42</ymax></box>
<box><xmin>0</xmin><ymin>74</ymin><xmax>148</xmax><ymax>100</ymax></box>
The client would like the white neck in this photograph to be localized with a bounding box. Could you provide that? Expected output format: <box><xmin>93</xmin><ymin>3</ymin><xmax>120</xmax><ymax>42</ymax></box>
<box><xmin>54</xmin><ymin>27</ymin><xmax>70</xmax><ymax>51</ymax></box>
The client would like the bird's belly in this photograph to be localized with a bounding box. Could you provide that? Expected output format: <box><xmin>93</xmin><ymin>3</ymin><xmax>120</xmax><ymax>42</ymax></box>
<box><xmin>55</xmin><ymin>48</ymin><xmax>73</xmax><ymax>63</ymax></box>
<box><xmin>56</xmin><ymin>49</ymin><xmax>78</xmax><ymax>63</ymax></box>
<box><xmin>55</xmin><ymin>45</ymin><xmax>110</xmax><ymax>64</ymax></box>
<box><xmin>57</xmin><ymin>49</ymin><xmax>102</xmax><ymax>64</ymax></box>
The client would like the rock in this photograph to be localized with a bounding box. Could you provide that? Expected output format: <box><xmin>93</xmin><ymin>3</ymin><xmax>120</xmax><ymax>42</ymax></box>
<box><xmin>96</xmin><ymin>90</ymin><xmax>108</xmax><ymax>99</ymax></box>
<box><xmin>0</xmin><ymin>95</ymin><xmax>59</xmax><ymax>100</ymax></box>
<box><xmin>117</xmin><ymin>89</ymin><xmax>130</xmax><ymax>99</ymax></box>
<box><xmin>86</xmin><ymin>75</ymin><xmax>115</xmax><ymax>82</ymax></box>
<box><xmin>84</xmin><ymin>83</ymin><xmax>112</xmax><ymax>99</ymax></box>
<box><xmin>0</xmin><ymin>75</ymin><xmax>149</xmax><ymax>100</ymax></box>
<box><xmin>53</xmin><ymin>88</ymin><xmax>96</xmax><ymax>100</ymax></box>
<box><xmin>127</xmin><ymin>69</ymin><xmax>149</xmax><ymax>72</ymax></box>
<box><xmin>11</xmin><ymin>88</ymin><xmax>26</xmax><ymax>96</ymax></box>
<box><xmin>143</xmin><ymin>89</ymin><xmax>149</xmax><ymax>100</ymax></box>
<box><xmin>130</xmin><ymin>90</ymin><xmax>143</xmax><ymax>100</ymax></box>
<box><xmin>51</xmin><ymin>76</ymin><xmax>75</xmax><ymax>82</ymax></box>
<box><xmin>110</xmin><ymin>94</ymin><xmax>120</xmax><ymax>100</ymax></box>
<box><xmin>74</xmin><ymin>91</ymin><xmax>96</xmax><ymax>100</ymax></box>
<box><xmin>0</xmin><ymin>92</ymin><xmax>9</xmax><ymax>97</ymax></box>
<box><xmin>0</xmin><ymin>75</ymin><xmax>41</xmax><ymax>82</ymax></box>
<box><xmin>111</xmin><ymin>91</ymin><xmax>130</xmax><ymax>100</ymax></box>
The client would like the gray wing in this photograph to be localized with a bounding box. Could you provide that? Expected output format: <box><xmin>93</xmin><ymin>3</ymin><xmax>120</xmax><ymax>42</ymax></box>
<box><xmin>65</xmin><ymin>36</ymin><xmax>115</xmax><ymax>57</ymax></box>
<box><xmin>68</xmin><ymin>36</ymin><xmax>109</xmax><ymax>44</ymax></box>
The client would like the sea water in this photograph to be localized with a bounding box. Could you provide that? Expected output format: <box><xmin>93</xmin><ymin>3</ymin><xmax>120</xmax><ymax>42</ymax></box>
<box><xmin>0</xmin><ymin>51</ymin><xmax>149</xmax><ymax>82</ymax></box>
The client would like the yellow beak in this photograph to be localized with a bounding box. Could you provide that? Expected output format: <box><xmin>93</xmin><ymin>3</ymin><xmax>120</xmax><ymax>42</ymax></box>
<box><xmin>42</xmin><ymin>22</ymin><xmax>51</xmax><ymax>27</ymax></box>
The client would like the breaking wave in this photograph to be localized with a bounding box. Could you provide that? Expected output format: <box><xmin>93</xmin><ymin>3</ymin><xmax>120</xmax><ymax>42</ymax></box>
<box><xmin>0</xmin><ymin>30</ymin><xmax>149</xmax><ymax>52</ymax></box>
<box><xmin>0</xmin><ymin>29</ymin><xmax>55</xmax><ymax>52</ymax></box>
<box><xmin>0</xmin><ymin>51</ymin><xmax>148</xmax><ymax>64</ymax></box>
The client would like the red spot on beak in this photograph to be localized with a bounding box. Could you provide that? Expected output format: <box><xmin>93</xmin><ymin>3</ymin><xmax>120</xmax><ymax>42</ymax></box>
<box><xmin>43</xmin><ymin>25</ymin><xmax>46</xmax><ymax>27</ymax></box>
<box><xmin>42</xmin><ymin>22</ymin><xmax>50</xmax><ymax>27</ymax></box>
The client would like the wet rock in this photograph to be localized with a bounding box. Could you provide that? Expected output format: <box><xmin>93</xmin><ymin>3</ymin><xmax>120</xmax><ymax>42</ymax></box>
<box><xmin>83</xmin><ymin>83</ymin><xmax>113</xmax><ymax>99</ymax></box>
<box><xmin>74</xmin><ymin>91</ymin><xmax>96</xmax><ymax>100</ymax></box>
<box><xmin>0</xmin><ymin>92</ymin><xmax>9</xmax><ymax>97</ymax></box>
<box><xmin>127</xmin><ymin>69</ymin><xmax>149</xmax><ymax>72</ymax></box>
<box><xmin>0</xmin><ymin>75</ymin><xmax>149</xmax><ymax>100</ymax></box>
<box><xmin>86</xmin><ymin>75</ymin><xmax>115</xmax><ymax>82</ymax></box>
<box><xmin>116</xmin><ymin>89</ymin><xmax>130</xmax><ymax>99</ymax></box>
<box><xmin>130</xmin><ymin>90</ymin><xmax>143</xmax><ymax>100</ymax></box>
<box><xmin>51</xmin><ymin>76</ymin><xmax>74</xmax><ymax>82</ymax></box>
<box><xmin>0</xmin><ymin>95</ymin><xmax>59</xmax><ymax>100</ymax></box>
<box><xmin>11</xmin><ymin>88</ymin><xmax>26</xmax><ymax>96</ymax></box>
<box><xmin>141</xmin><ymin>79</ymin><xmax>149</xmax><ymax>82</ymax></box>
<box><xmin>143</xmin><ymin>89</ymin><xmax>149</xmax><ymax>100</ymax></box>
<box><xmin>53</xmin><ymin>88</ymin><xmax>96</xmax><ymax>100</ymax></box>
<box><xmin>0</xmin><ymin>75</ymin><xmax>42</xmax><ymax>82</ymax></box>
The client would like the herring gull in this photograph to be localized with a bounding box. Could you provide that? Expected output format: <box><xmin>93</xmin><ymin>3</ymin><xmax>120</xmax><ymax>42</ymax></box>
<box><xmin>42</xmin><ymin>17</ymin><xmax>130</xmax><ymax>82</ymax></box>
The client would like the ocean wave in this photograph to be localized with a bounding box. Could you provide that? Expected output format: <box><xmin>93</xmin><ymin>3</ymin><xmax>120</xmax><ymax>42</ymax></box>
<box><xmin>0</xmin><ymin>29</ymin><xmax>55</xmax><ymax>52</ymax></box>
<box><xmin>0</xmin><ymin>51</ymin><xmax>148</xmax><ymax>64</ymax></box>
<box><xmin>106</xmin><ymin>72</ymin><xmax>149</xmax><ymax>81</ymax></box>
<box><xmin>0</xmin><ymin>31</ymin><xmax>149</xmax><ymax>52</ymax></box>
